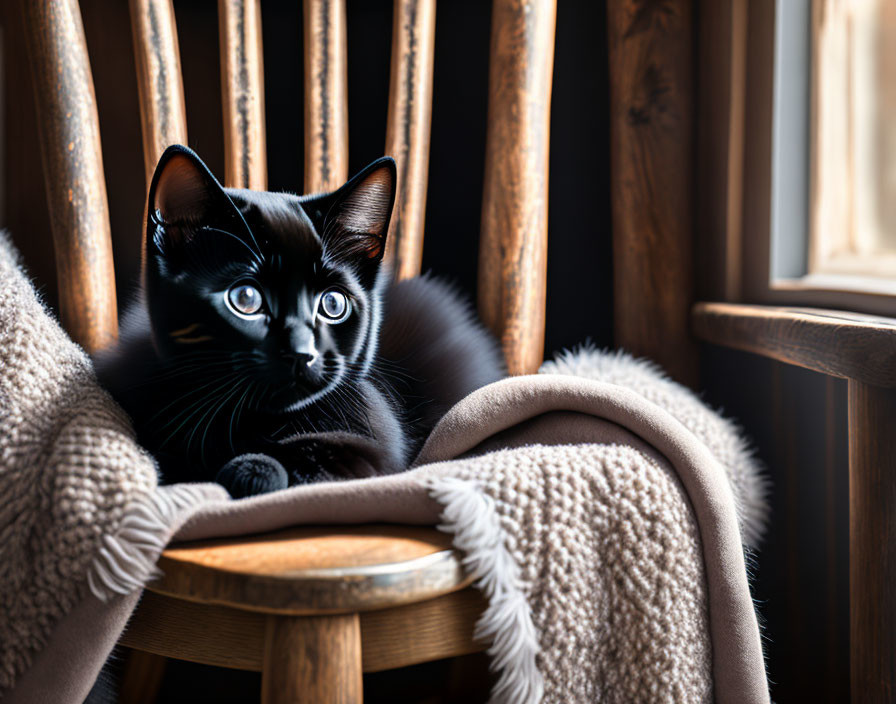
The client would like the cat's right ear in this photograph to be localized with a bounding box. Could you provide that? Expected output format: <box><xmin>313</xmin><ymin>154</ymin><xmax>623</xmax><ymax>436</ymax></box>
<box><xmin>146</xmin><ymin>145</ymin><xmax>230</xmax><ymax>252</ymax></box>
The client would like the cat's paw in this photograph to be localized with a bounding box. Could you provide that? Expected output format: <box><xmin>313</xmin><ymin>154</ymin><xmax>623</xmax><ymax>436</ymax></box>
<box><xmin>216</xmin><ymin>453</ymin><xmax>289</xmax><ymax>498</ymax></box>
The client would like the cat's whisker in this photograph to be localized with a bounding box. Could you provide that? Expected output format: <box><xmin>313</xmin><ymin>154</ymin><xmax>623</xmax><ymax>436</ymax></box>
<box><xmin>130</xmin><ymin>361</ymin><xmax>253</xmax><ymax>389</ymax></box>
<box><xmin>328</xmin><ymin>383</ymin><xmax>370</xmax><ymax>434</ymax></box>
<box><xmin>143</xmin><ymin>351</ymin><xmax>260</xmax><ymax>376</ymax></box>
<box><xmin>348</xmin><ymin>360</ymin><xmax>420</xmax><ymax>389</ymax></box>
<box><xmin>158</xmin><ymin>393</ymin><xmax>227</xmax><ymax>451</ymax></box>
<box><xmin>152</xmin><ymin>373</ymin><xmax>243</xmax><ymax>439</ymax></box>
<box><xmin>246</xmin><ymin>380</ymin><xmax>265</xmax><ymax>414</ymax></box>
<box><xmin>147</xmin><ymin>369</ymin><xmax>241</xmax><ymax>417</ymax></box>
<box><xmin>326</xmin><ymin>388</ymin><xmax>352</xmax><ymax>430</ymax></box>
<box><xmin>229</xmin><ymin>383</ymin><xmax>254</xmax><ymax>451</ymax></box>
<box><xmin>175</xmin><ymin>380</ymin><xmax>243</xmax><ymax>455</ymax></box>
<box><xmin>196</xmin><ymin>379</ymin><xmax>251</xmax><ymax>461</ymax></box>
<box><xmin>202</xmin><ymin>226</ymin><xmax>264</xmax><ymax>264</ymax></box>
<box><xmin>372</xmin><ymin>363</ymin><xmax>421</xmax><ymax>383</ymax></box>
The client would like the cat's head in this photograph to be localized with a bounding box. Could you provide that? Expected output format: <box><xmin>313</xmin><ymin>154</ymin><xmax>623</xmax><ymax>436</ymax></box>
<box><xmin>144</xmin><ymin>144</ymin><xmax>396</xmax><ymax>413</ymax></box>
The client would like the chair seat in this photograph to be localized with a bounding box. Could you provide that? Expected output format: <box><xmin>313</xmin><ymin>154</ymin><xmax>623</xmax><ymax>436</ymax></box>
<box><xmin>121</xmin><ymin>526</ymin><xmax>486</xmax><ymax>680</ymax></box>
<box><xmin>150</xmin><ymin>524</ymin><xmax>472</xmax><ymax>614</ymax></box>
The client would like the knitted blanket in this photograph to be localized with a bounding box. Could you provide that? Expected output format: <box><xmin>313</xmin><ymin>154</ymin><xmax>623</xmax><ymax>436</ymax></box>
<box><xmin>0</xmin><ymin>234</ymin><xmax>770</xmax><ymax>703</ymax></box>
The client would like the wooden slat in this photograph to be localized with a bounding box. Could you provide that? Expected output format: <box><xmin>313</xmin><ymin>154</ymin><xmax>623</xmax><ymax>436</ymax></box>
<box><xmin>383</xmin><ymin>0</ymin><xmax>436</xmax><ymax>280</ymax></box>
<box><xmin>128</xmin><ymin>0</ymin><xmax>188</xmax><ymax>187</ymax></box>
<box><xmin>692</xmin><ymin>302</ymin><xmax>896</xmax><ymax>388</ymax></box>
<box><xmin>607</xmin><ymin>0</ymin><xmax>697</xmax><ymax>386</ymax></box>
<box><xmin>21</xmin><ymin>0</ymin><xmax>118</xmax><ymax>352</ymax></box>
<box><xmin>740</xmin><ymin>0</ymin><xmax>776</xmax><ymax>303</ymax></box>
<box><xmin>303</xmin><ymin>0</ymin><xmax>348</xmax><ymax>193</ymax></box>
<box><xmin>478</xmin><ymin>0</ymin><xmax>557</xmax><ymax>376</ymax></box>
<box><xmin>218</xmin><ymin>0</ymin><xmax>267</xmax><ymax>189</ymax></box>
<box><xmin>848</xmin><ymin>381</ymin><xmax>896</xmax><ymax>702</ymax></box>
<box><xmin>695</xmin><ymin>0</ymin><xmax>747</xmax><ymax>301</ymax></box>
<box><xmin>823</xmin><ymin>374</ymin><xmax>838</xmax><ymax>685</ymax></box>
<box><xmin>120</xmin><ymin>587</ymin><xmax>486</xmax><ymax>673</ymax></box>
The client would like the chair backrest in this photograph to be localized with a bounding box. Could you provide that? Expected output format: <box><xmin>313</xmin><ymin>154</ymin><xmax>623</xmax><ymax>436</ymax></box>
<box><xmin>22</xmin><ymin>0</ymin><xmax>556</xmax><ymax>375</ymax></box>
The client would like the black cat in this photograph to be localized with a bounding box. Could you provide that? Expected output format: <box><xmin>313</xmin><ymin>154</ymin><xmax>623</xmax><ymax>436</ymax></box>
<box><xmin>94</xmin><ymin>145</ymin><xmax>505</xmax><ymax>497</ymax></box>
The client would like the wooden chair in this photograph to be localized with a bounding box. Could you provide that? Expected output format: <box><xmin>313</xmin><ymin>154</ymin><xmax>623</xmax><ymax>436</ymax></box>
<box><xmin>19</xmin><ymin>0</ymin><xmax>556</xmax><ymax>701</ymax></box>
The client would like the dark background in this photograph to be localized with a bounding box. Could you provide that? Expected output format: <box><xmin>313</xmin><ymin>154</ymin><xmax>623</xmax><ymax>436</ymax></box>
<box><xmin>0</xmin><ymin>1</ymin><xmax>849</xmax><ymax>701</ymax></box>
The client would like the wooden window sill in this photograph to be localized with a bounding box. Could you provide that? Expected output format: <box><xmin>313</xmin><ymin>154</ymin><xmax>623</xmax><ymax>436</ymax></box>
<box><xmin>694</xmin><ymin>300</ymin><xmax>896</xmax><ymax>693</ymax></box>
<box><xmin>691</xmin><ymin>301</ymin><xmax>896</xmax><ymax>387</ymax></box>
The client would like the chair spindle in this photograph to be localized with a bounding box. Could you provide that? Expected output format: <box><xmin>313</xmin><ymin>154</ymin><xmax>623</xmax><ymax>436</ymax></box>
<box><xmin>129</xmin><ymin>0</ymin><xmax>188</xmax><ymax>188</ymax></box>
<box><xmin>218</xmin><ymin>0</ymin><xmax>268</xmax><ymax>189</ymax></box>
<box><xmin>21</xmin><ymin>0</ymin><xmax>118</xmax><ymax>353</ymax></box>
<box><xmin>478</xmin><ymin>0</ymin><xmax>556</xmax><ymax>376</ymax></box>
<box><xmin>303</xmin><ymin>0</ymin><xmax>349</xmax><ymax>193</ymax></box>
<box><xmin>383</xmin><ymin>0</ymin><xmax>436</xmax><ymax>281</ymax></box>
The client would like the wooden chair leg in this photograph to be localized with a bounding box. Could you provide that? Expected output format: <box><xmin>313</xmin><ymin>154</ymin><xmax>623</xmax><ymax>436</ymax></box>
<box><xmin>261</xmin><ymin>613</ymin><xmax>362</xmax><ymax>704</ymax></box>
<box><xmin>120</xmin><ymin>649</ymin><xmax>167</xmax><ymax>704</ymax></box>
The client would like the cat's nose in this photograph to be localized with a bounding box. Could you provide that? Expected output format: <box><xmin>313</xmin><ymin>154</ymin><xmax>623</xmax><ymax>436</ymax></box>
<box><xmin>286</xmin><ymin>324</ymin><xmax>318</xmax><ymax>369</ymax></box>
<box><xmin>293</xmin><ymin>350</ymin><xmax>318</xmax><ymax>368</ymax></box>
<box><xmin>284</xmin><ymin>349</ymin><xmax>318</xmax><ymax>371</ymax></box>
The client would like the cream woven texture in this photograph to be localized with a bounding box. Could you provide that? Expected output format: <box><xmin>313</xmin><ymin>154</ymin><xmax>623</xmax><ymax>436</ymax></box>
<box><xmin>0</xmin><ymin>235</ymin><xmax>158</xmax><ymax>692</ymax></box>
<box><xmin>444</xmin><ymin>442</ymin><xmax>712</xmax><ymax>703</ymax></box>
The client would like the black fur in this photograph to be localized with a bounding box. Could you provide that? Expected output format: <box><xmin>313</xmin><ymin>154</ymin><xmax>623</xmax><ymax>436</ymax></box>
<box><xmin>94</xmin><ymin>145</ymin><xmax>504</xmax><ymax>496</ymax></box>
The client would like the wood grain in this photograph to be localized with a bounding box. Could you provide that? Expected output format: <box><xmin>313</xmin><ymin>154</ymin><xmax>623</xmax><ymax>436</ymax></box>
<box><xmin>303</xmin><ymin>0</ymin><xmax>348</xmax><ymax>193</ymax></box>
<box><xmin>120</xmin><ymin>587</ymin><xmax>486</xmax><ymax>673</ymax></box>
<box><xmin>740</xmin><ymin>0</ymin><xmax>776</xmax><ymax>303</ymax></box>
<box><xmin>848</xmin><ymin>381</ymin><xmax>896</xmax><ymax>703</ymax></box>
<box><xmin>359</xmin><ymin>586</ymin><xmax>486</xmax><ymax>673</ymax></box>
<box><xmin>695</xmin><ymin>0</ymin><xmax>746</xmax><ymax>301</ymax></box>
<box><xmin>120</xmin><ymin>591</ymin><xmax>266</xmax><ymax>671</ymax></box>
<box><xmin>128</xmin><ymin>0</ymin><xmax>188</xmax><ymax>187</ymax></box>
<box><xmin>692</xmin><ymin>302</ymin><xmax>896</xmax><ymax>387</ymax></box>
<box><xmin>478</xmin><ymin>0</ymin><xmax>556</xmax><ymax>376</ymax></box>
<box><xmin>383</xmin><ymin>0</ymin><xmax>436</xmax><ymax>280</ymax></box>
<box><xmin>607</xmin><ymin>0</ymin><xmax>697</xmax><ymax>385</ymax></box>
<box><xmin>151</xmin><ymin>524</ymin><xmax>470</xmax><ymax>613</ymax></box>
<box><xmin>262</xmin><ymin>613</ymin><xmax>362</xmax><ymax>704</ymax></box>
<box><xmin>20</xmin><ymin>0</ymin><xmax>118</xmax><ymax>352</ymax></box>
<box><xmin>218</xmin><ymin>0</ymin><xmax>267</xmax><ymax>189</ymax></box>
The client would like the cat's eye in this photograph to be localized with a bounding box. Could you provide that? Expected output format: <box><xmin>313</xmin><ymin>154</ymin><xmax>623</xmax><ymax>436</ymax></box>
<box><xmin>318</xmin><ymin>289</ymin><xmax>350</xmax><ymax>323</ymax></box>
<box><xmin>226</xmin><ymin>283</ymin><xmax>264</xmax><ymax>317</ymax></box>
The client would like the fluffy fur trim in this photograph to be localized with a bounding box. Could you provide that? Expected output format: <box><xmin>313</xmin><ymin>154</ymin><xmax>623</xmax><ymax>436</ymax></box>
<box><xmin>86</xmin><ymin>484</ymin><xmax>209</xmax><ymax>601</ymax></box>
<box><xmin>540</xmin><ymin>345</ymin><xmax>770</xmax><ymax>547</ymax></box>
<box><xmin>426</xmin><ymin>477</ymin><xmax>543</xmax><ymax>704</ymax></box>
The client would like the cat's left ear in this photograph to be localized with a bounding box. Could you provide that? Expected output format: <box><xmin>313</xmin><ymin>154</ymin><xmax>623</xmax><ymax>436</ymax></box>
<box><xmin>318</xmin><ymin>157</ymin><xmax>396</xmax><ymax>265</ymax></box>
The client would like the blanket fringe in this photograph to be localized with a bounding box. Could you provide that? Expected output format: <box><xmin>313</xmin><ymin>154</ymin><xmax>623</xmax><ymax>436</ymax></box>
<box><xmin>426</xmin><ymin>477</ymin><xmax>543</xmax><ymax>704</ymax></box>
<box><xmin>86</xmin><ymin>484</ymin><xmax>207</xmax><ymax>602</ymax></box>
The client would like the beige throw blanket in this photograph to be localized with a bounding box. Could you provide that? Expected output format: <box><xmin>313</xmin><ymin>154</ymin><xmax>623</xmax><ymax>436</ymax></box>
<box><xmin>0</xmin><ymin>233</ymin><xmax>769</xmax><ymax>703</ymax></box>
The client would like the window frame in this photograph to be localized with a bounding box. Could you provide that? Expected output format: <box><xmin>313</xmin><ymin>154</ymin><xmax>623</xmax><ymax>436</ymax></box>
<box><xmin>698</xmin><ymin>0</ymin><xmax>896</xmax><ymax>316</ymax></box>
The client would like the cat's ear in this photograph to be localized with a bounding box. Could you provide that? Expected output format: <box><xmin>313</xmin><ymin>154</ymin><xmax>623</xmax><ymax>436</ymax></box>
<box><xmin>318</xmin><ymin>157</ymin><xmax>396</xmax><ymax>264</ymax></box>
<box><xmin>146</xmin><ymin>145</ymin><xmax>232</xmax><ymax>250</ymax></box>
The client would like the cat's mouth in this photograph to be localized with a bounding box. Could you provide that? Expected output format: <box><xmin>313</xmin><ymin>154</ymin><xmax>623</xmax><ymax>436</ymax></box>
<box><xmin>263</xmin><ymin>355</ymin><xmax>345</xmax><ymax>414</ymax></box>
